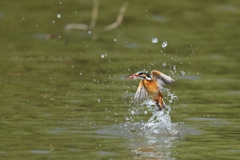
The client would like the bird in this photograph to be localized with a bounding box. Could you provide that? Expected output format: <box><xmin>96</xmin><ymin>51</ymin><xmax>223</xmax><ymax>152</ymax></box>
<box><xmin>123</xmin><ymin>70</ymin><xmax>175</xmax><ymax>110</ymax></box>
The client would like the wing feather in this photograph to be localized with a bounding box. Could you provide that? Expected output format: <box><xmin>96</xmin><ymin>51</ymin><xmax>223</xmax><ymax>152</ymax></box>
<box><xmin>151</xmin><ymin>70</ymin><xmax>175</xmax><ymax>91</ymax></box>
<box><xmin>134</xmin><ymin>80</ymin><xmax>148</xmax><ymax>101</ymax></box>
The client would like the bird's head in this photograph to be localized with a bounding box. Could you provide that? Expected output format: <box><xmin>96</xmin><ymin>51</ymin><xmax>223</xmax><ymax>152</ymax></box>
<box><xmin>123</xmin><ymin>71</ymin><xmax>152</xmax><ymax>80</ymax></box>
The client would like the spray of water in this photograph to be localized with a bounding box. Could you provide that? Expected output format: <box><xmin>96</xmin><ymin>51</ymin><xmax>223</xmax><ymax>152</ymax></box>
<box><xmin>141</xmin><ymin>102</ymin><xmax>178</xmax><ymax>136</ymax></box>
<box><xmin>126</xmin><ymin>89</ymin><xmax>179</xmax><ymax>136</ymax></box>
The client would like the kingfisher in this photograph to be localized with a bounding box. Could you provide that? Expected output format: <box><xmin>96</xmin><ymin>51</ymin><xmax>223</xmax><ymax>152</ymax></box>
<box><xmin>123</xmin><ymin>70</ymin><xmax>175</xmax><ymax>110</ymax></box>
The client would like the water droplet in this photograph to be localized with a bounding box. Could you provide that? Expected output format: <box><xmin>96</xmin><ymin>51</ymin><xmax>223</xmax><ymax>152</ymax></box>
<box><xmin>97</xmin><ymin>99</ymin><xmax>101</xmax><ymax>102</ymax></box>
<box><xmin>101</xmin><ymin>54</ymin><xmax>107</xmax><ymax>58</ymax></box>
<box><xmin>162</xmin><ymin>63</ymin><xmax>167</xmax><ymax>67</ymax></box>
<box><xmin>180</xmin><ymin>71</ymin><xmax>185</xmax><ymax>75</ymax></box>
<box><xmin>57</xmin><ymin>14</ymin><xmax>61</xmax><ymax>18</ymax></box>
<box><xmin>131</xmin><ymin>110</ymin><xmax>135</xmax><ymax>115</ymax></box>
<box><xmin>162</xmin><ymin>41</ymin><xmax>168</xmax><ymax>48</ymax></box>
<box><xmin>173</xmin><ymin>65</ymin><xmax>176</xmax><ymax>70</ymax></box>
<box><xmin>151</xmin><ymin>37</ymin><xmax>158</xmax><ymax>43</ymax></box>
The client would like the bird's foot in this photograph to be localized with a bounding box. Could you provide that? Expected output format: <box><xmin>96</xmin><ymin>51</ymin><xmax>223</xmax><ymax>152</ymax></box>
<box><xmin>155</xmin><ymin>100</ymin><xmax>163</xmax><ymax>111</ymax></box>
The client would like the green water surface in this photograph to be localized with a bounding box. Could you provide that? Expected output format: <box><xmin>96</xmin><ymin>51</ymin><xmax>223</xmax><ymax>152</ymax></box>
<box><xmin>1</xmin><ymin>0</ymin><xmax>240</xmax><ymax>159</ymax></box>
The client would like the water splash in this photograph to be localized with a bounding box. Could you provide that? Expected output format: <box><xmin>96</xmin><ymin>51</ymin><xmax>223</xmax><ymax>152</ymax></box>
<box><xmin>140</xmin><ymin>100</ymin><xmax>178</xmax><ymax>136</ymax></box>
<box><xmin>120</xmin><ymin>97</ymin><xmax>180</xmax><ymax>159</ymax></box>
<box><xmin>125</xmin><ymin>88</ymin><xmax>179</xmax><ymax>136</ymax></box>
<box><xmin>97</xmin><ymin>86</ymin><xmax>198</xmax><ymax>159</ymax></box>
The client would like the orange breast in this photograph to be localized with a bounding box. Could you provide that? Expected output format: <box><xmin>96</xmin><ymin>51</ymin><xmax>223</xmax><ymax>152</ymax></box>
<box><xmin>142</xmin><ymin>80</ymin><xmax>162</xmax><ymax>100</ymax></box>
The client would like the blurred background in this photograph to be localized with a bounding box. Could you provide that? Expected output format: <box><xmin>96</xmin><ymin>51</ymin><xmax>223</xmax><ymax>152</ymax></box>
<box><xmin>0</xmin><ymin>0</ymin><xmax>240</xmax><ymax>159</ymax></box>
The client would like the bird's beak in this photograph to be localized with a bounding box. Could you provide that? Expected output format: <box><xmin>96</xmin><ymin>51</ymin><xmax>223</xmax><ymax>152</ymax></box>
<box><xmin>122</xmin><ymin>73</ymin><xmax>139</xmax><ymax>80</ymax></box>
